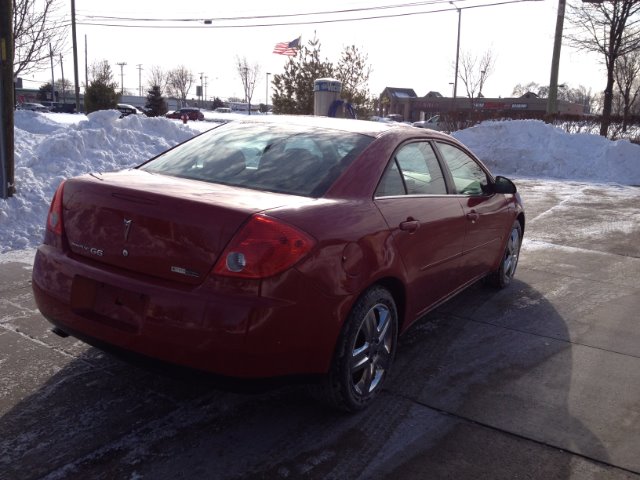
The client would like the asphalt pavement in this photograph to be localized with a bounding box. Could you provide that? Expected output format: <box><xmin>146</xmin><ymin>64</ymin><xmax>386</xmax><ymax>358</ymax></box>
<box><xmin>1</xmin><ymin>178</ymin><xmax>639</xmax><ymax>480</ymax></box>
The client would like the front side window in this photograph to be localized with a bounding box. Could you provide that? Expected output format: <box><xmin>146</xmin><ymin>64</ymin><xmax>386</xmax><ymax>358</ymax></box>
<box><xmin>436</xmin><ymin>142</ymin><xmax>489</xmax><ymax>195</ymax></box>
<box><xmin>140</xmin><ymin>122</ymin><xmax>373</xmax><ymax>197</ymax></box>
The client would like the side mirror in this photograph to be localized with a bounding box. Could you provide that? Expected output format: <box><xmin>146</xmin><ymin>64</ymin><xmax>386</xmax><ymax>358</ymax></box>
<box><xmin>493</xmin><ymin>176</ymin><xmax>517</xmax><ymax>194</ymax></box>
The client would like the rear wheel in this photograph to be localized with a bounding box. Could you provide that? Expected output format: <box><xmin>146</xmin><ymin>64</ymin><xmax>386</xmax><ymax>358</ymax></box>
<box><xmin>321</xmin><ymin>286</ymin><xmax>398</xmax><ymax>412</ymax></box>
<box><xmin>489</xmin><ymin>220</ymin><xmax>522</xmax><ymax>288</ymax></box>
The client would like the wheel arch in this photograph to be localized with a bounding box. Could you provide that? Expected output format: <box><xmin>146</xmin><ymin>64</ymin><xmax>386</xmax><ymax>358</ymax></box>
<box><xmin>370</xmin><ymin>276</ymin><xmax>407</xmax><ymax>331</ymax></box>
<box><xmin>517</xmin><ymin>212</ymin><xmax>525</xmax><ymax>237</ymax></box>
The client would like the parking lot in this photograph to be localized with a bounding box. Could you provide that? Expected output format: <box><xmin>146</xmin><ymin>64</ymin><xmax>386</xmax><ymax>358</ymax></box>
<box><xmin>1</xmin><ymin>178</ymin><xmax>639</xmax><ymax>480</ymax></box>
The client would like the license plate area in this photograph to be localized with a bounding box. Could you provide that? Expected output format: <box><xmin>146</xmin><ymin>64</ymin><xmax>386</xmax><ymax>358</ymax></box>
<box><xmin>71</xmin><ymin>276</ymin><xmax>147</xmax><ymax>333</ymax></box>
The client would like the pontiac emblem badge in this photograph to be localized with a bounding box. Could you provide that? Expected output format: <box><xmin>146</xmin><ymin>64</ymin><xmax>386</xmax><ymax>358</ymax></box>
<box><xmin>123</xmin><ymin>219</ymin><xmax>133</xmax><ymax>242</ymax></box>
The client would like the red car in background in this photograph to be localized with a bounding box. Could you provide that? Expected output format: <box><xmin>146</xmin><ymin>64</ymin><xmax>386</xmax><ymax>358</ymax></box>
<box><xmin>32</xmin><ymin>116</ymin><xmax>524</xmax><ymax>411</ymax></box>
<box><xmin>165</xmin><ymin>107</ymin><xmax>204</xmax><ymax>121</ymax></box>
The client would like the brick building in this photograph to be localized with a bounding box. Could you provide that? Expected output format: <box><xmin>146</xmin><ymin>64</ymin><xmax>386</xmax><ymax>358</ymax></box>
<box><xmin>379</xmin><ymin>87</ymin><xmax>587</xmax><ymax>122</ymax></box>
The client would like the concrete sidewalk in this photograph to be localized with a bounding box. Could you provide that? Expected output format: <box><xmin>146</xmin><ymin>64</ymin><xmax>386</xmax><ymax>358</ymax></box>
<box><xmin>1</xmin><ymin>179</ymin><xmax>639</xmax><ymax>479</ymax></box>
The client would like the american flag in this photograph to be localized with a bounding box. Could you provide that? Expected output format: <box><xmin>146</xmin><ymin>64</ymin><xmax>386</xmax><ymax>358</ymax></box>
<box><xmin>273</xmin><ymin>37</ymin><xmax>301</xmax><ymax>56</ymax></box>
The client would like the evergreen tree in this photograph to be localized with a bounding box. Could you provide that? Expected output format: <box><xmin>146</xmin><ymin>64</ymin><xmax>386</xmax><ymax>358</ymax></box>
<box><xmin>38</xmin><ymin>83</ymin><xmax>55</xmax><ymax>102</ymax></box>
<box><xmin>272</xmin><ymin>36</ymin><xmax>334</xmax><ymax>115</ymax></box>
<box><xmin>84</xmin><ymin>81</ymin><xmax>119</xmax><ymax>113</ymax></box>
<box><xmin>211</xmin><ymin>97</ymin><xmax>225</xmax><ymax>110</ymax></box>
<box><xmin>145</xmin><ymin>85</ymin><xmax>168</xmax><ymax>117</ymax></box>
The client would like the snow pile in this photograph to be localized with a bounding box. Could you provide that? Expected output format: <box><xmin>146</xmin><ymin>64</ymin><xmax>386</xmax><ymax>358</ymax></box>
<box><xmin>453</xmin><ymin>120</ymin><xmax>640</xmax><ymax>185</ymax></box>
<box><xmin>1</xmin><ymin>110</ymin><xmax>202</xmax><ymax>253</ymax></box>
<box><xmin>1</xmin><ymin>114</ymin><xmax>639</xmax><ymax>255</ymax></box>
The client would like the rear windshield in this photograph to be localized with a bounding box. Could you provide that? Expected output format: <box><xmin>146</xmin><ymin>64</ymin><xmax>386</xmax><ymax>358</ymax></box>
<box><xmin>139</xmin><ymin>121</ymin><xmax>373</xmax><ymax>197</ymax></box>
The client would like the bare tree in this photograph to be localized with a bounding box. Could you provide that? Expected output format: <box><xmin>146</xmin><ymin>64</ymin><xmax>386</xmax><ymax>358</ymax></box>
<box><xmin>458</xmin><ymin>50</ymin><xmax>495</xmax><ymax>100</ymax></box>
<box><xmin>566</xmin><ymin>0</ymin><xmax>640</xmax><ymax>137</ymax></box>
<box><xmin>566</xmin><ymin>85</ymin><xmax>598</xmax><ymax>115</ymax></box>
<box><xmin>147</xmin><ymin>65</ymin><xmax>168</xmax><ymax>95</ymax></box>
<box><xmin>235</xmin><ymin>56</ymin><xmax>260</xmax><ymax>112</ymax></box>
<box><xmin>512</xmin><ymin>81</ymin><xmax>597</xmax><ymax>112</ymax></box>
<box><xmin>12</xmin><ymin>0</ymin><xmax>67</xmax><ymax>77</ymax></box>
<box><xmin>512</xmin><ymin>82</ymin><xmax>542</xmax><ymax>97</ymax></box>
<box><xmin>54</xmin><ymin>77</ymin><xmax>73</xmax><ymax>102</ymax></box>
<box><xmin>614</xmin><ymin>50</ymin><xmax>640</xmax><ymax>131</ymax></box>
<box><xmin>89</xmin><ymin>60</ymin><xmax>115</xmax><ymax>85</ymax></box>
<box><xmin>167</xmin><ymin>65</ymin><xmax>194</xmax><ymax>107</ymax></box>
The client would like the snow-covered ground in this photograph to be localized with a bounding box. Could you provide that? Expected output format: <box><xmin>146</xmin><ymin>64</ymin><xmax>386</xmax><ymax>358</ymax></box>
<box><xmin>1</xmin><ymin>111</ymin><xmax>639</xmax><ymax>261</ymax></box>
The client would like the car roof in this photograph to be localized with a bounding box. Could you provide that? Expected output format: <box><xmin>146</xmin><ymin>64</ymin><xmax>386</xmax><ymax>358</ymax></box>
<box><xmin>219</xmin><ymin>115</ymin><xmax>418</xmax><ymax>137</ymax></box>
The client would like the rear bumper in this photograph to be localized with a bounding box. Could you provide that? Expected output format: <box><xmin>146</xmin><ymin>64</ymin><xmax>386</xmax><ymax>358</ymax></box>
<box><xmin>32</xmin><ymin>245</ymin><xmax>346</xmax><ymax>377</ymax></box>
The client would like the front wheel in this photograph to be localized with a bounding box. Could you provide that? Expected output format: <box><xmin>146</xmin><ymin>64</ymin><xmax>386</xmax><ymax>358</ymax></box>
<box><xmin>489</xmin><ymin>220</ymin><xmax>522</xmax><ymax>288</ymax></box>
<box><xmin>320</xmin><ymin>286</ymin><xmax>398</xmax><ymax>412</ymax></box>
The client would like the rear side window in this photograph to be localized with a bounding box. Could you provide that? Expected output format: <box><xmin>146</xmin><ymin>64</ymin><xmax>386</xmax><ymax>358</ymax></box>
<box><xmin>376</xmin><ymin>141</ymin><xmax>447</xmax><ymax>197</ymax></box>
<box><xmin>140</xmin><ymin>122</ymin><xmax>373</xmax><ymax>197</ymax></box>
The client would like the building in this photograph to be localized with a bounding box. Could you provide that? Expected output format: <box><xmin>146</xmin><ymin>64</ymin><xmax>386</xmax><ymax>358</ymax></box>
<box><xmin>379</xmin><ymin>87</ymin><xmax>587</xmax><ymax>122</ymax></box>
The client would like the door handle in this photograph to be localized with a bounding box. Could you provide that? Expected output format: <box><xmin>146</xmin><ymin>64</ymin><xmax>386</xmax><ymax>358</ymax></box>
<box><xmin>466</xmin><ymin>211</ymin><xmax>479</xmax><ymax>223</ymax></box>
<box><xmin>399</xmin><ymin>219</ymin><xmax>420</xmax><ymax>233</ymax></box>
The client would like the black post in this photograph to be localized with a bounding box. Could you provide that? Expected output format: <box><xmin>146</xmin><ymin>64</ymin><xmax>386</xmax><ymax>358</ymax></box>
<box><xmin>0</xmin><ymin>0</ymin><xmax>15</xmax><ymax>198</ymax></box>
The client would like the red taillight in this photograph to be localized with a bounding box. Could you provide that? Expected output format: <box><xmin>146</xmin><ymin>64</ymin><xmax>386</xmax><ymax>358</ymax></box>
<box><xmin>46</xmin><ymin>181</ymin><xmax>65</xmax><ymax>236</ymax></box>
<box><xmin>213</xmin><ymin>214</ymin><xmax>316</xmax><ymax>279</ymax></box>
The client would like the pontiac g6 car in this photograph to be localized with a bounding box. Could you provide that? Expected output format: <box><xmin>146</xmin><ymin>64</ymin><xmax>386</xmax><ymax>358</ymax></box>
<box><xmin>32</xmin><ymin>116</ymin><xmax>524</xmax><ymax>411</ymax></box>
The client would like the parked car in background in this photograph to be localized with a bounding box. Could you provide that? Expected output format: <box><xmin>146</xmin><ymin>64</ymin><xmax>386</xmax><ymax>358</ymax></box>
<box><xmin>165</xmin><ymin>107</ymin><xmax>204</xmax><ymax>121</ymax></box>
<box><xmin>40</xmin><ymin>101</ymin><xmax>76</xmax><ymax>113</ymax></box>
<box><xmin>32</xmin><ymin>116</ymin><xmax>524</xmax><ymax>412</ymax></box>
<box><xmin>413</xmin><ymin>115</ymin><xmax>444</xmax><ymax>131</ymax></box>
<box><xmin>17</xmin><ymin>102</ymin><xmax>50</xmax><ymax>112</ymax></box>
<box><xmin>117</xmin><ymin>104</ymin><xmax>145</xmax><ymax>117</ymax></box>
<box><xmin>214</xmin><ymin>107</ymin><xmax>232</xmax><ymax>113</ymax></box>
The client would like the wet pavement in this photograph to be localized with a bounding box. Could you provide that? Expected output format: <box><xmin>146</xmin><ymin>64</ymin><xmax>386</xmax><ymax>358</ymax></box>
<box><xmin>1</xmin><ymin>178</ymin><xmax>639</xmax><ymax>479</ymax></box>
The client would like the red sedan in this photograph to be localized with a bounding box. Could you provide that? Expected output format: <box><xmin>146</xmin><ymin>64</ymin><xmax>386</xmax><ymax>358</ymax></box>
<box><xmin>32</xmin><ymin>116</ymin><xmax>524</xmax><ymax>411</ymax></box>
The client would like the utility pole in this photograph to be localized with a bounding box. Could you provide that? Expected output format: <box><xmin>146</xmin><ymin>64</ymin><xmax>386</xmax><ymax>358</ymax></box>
<box><xmin>71</xmin><ymin>0</ymin><xmax>80</xmax><ymax>112</ymax></box>
<box><xmin>84</xmin><ymin>34</ymin><xmax>88</xmax><ymax>94</ymax></box>
<box><xmin>49</xmin><ymin>44</ymin><xmax>55</xmax><ymax>103</ymax></box>
<box><xmin>204</xmin><ymin>75</ymin><xmax>208</xmax><ymax>103</ymax></box>
<box><xmin>116</xmin><ymin>62</ymin><xmax>127</xmax><ymax>94</ymax></box>
<box><xmin>452</xmin><ymin>2</ymin><xmax>461</xmax><ymax>103</ymax></box>
<box><xmin>137</xmin><ymin>64</ymin><xmax>143</xmax><ymax>96</ymax></box>
<box><xmin>546</xmin><ymin>0</ymin><xmax>566</xmax><ymax>115</ymax></box>
<box><xmin>199</xmin><ymin>71</ymin><xmax>204</xmax><ymax>104</ymax></box>
<box><xmin>0</xmin><ymin>0</ymin><xmax>15</xmax><ymax>197</ymax></box>
<box><xmin>60</xmin><ymin>54</ymin><xmax>65</xmax><ymax>104</ymax></box>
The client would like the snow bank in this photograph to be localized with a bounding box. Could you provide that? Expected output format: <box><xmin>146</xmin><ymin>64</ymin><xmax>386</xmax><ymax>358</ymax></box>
<box><xmin>453</xmin><ymin>120</ymin><xmax>640</xmax><ymax>185</ymax></box>
<box><xmin>1</xmin><ymin>110</ymin><xmax>201</xmax><ymax>254</ymax></box>
<box><xmin>1</xmin><ymin>114</ymin><xmax>639</xmax><ymax>255</ymax></box>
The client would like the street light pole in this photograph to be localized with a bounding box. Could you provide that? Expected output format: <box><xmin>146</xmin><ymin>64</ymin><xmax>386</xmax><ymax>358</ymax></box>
<box><xmin>266</xmin><ymin>72</ymin><xmax>271</xmax><ymax>107</ymax></box>
<box><xmin>137</xmin><ymin>64</ymin><xmax>143</xmax><ymax>97</ymax></box>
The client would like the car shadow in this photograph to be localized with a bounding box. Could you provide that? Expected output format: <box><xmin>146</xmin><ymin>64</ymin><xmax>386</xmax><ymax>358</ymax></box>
<box><xmin>378</xmin><ymin>277</ymin><xmax>613</xmax><ymax>479</ymax></box>
<box><xmin>0</xmin><ymin>277</ymin><xmax>612</xmax><ymax>479</ymax></box>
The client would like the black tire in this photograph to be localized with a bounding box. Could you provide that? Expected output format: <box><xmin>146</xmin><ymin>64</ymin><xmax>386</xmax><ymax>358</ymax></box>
<box><xmin>320</xmin><ymin>286</ymin><xmax>398</xmax><ymax>412</ymax></box>
<box><xmin>489</xmin><ymin>220</ymin><xmax>522</xmax><ymax>289</ymax></box>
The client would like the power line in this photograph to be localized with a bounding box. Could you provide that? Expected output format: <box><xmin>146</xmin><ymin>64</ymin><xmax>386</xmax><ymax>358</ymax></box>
<box><xmin>76</xmin><ymin>0</ymin><xmax>466</xmax><ymax>22</ymax></box>
<box><xmin>76</xmin><ymin>0</ymin><xmax>541</xmax><ymax>29</ymax></box>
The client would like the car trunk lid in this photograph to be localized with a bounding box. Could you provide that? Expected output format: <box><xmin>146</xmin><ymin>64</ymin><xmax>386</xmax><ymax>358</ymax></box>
<box><xmin>61</xmin><ymin>169</ymin><xmax>301</xmax><ymax>285</ymax></box>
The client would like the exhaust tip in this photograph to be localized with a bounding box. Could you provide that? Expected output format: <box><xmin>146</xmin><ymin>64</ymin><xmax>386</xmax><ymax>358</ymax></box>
<box><xmin>51</xmin><ymin>327</ymin><xmax>69</xmax><ymax>338</ymax></box>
